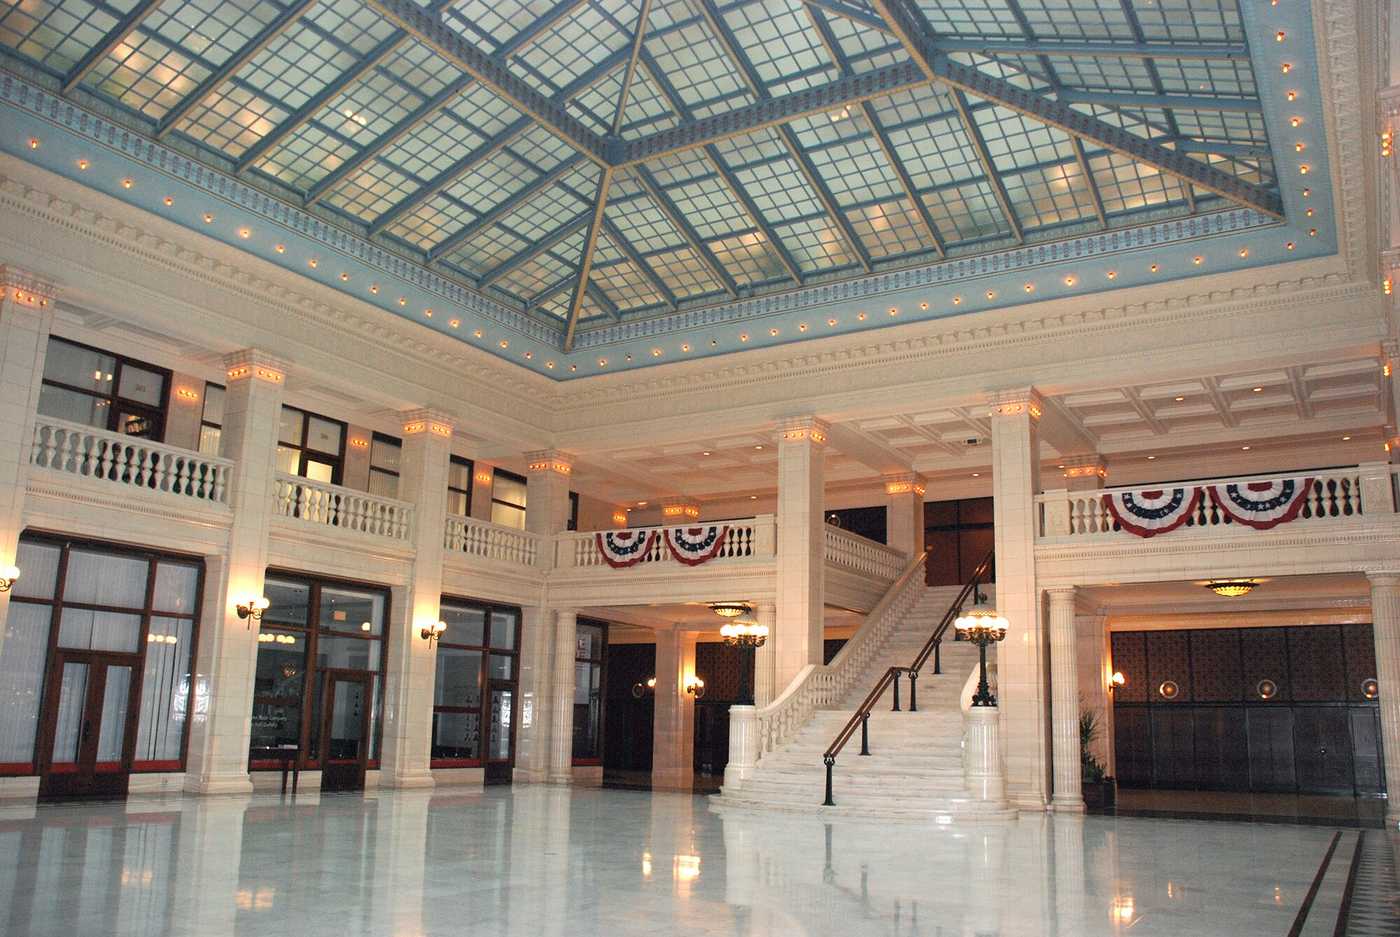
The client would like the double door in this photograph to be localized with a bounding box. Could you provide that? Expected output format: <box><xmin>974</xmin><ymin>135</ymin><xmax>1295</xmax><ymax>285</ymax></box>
<box><xmin>38</xmin><ymin>651</ymin><xmax>139</xmax><ymax>800</ymax></box>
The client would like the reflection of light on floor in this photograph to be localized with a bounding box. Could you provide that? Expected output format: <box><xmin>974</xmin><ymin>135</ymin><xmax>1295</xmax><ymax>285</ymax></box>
<box><xmin>235</xmin><ymin>887</ymin><xmax>277</xmax><ymax>910</ymax></box>
<box><xmin>1274</xmin><ymin>885</ymin><xmax>1283</xmax><ymax>905</ymax></box>
<box><xmin>1111</xmin><ymin>895</ymin><xmax>1135</xmax><ymax>925</ymax></box>
<box><xmin>673</xmin><ymin>854</ymin><xmax>700</xmax><ymax>883</ymax></box>
<box><xmin>641</xmin><ymin>851</ymin><xmax>653</xmax><ymax>881</ymax></box>
<box><xmin>120</xmin><ymin>867</ymin><xmax>154</xmax><ymax>887</ymax></box>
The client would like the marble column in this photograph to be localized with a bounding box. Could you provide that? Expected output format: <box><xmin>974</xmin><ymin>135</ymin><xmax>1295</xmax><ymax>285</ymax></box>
<box><xmin>883</xmin><ymin>472</ymin><xmax>926</xmax><ymax>559</ymax></box>
<box><xmin>1076</xmin><ymin>609</ymin><xmax>1113</xmax><ymax>772</ymax></box>
<box><xmin>1047</xmin><ymin>586</ymin><xmax>1083</xmax><ymax>812</ymax></box>
<box><xmin>379</xmin><ymin>410</ymin><xmax>454</xmax><ymax>789</ymax></box>
<box><xmin>547</xmin><ymin>608</ymin><xmax>578</xmax><ymax>784</ymax></box>
<box><xmin>652</xmin><ymin>627</ymin><xmax>697</xmax><ymax>792</ymax></box>
<box><xmin>185</xmin><ymin>350</ymin><xmax>287</xmax><ymax>795</ymax></box>
<box><xmin>1366</xmin><ymin>572</ymin><xmax>1400</xmax><ymax>829</ymax></box>
<box><xmin>0</xmin><ymin>270</ymin><xmax>55</xmax><ymax>665</ymax></box>
<box><xmin>525</xmin><ymin>449</ymin><xmax>575</xmax><ymax>568</ymax></box>
<box><xmin>1060</xmin><ymin>454</ymin><xmax>1107</xmax><ymax>492</ymax></box>
<box><xmin>989</xmin><ymin>388</ymin><xmax>1049</xmax><ymax>810</ymax></box>
<box><xmin>752</xmin><ymin>602</ymin><xmax>776</xmax><ymax>707</ymax></box>
<box><xmin>513</xmin><ymin>605</ymin><xmax>554</xmax><ymax>783</ymax></box>
<box><xmin>774</xmin><ymin>417</ymin><xmax>827</xmax><ymax>693</ymax></box>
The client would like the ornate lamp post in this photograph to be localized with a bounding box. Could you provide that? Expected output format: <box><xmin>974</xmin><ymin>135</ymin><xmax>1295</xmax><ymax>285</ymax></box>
<box><xmin>720</xmin><ymin>618</ymin><xmax>768</xmax><ymax>705</ymax></box>
<box><xmin>954</xmin><ymin>592</ymin><xmax>1009</xmax><ymax>707</ymax></box>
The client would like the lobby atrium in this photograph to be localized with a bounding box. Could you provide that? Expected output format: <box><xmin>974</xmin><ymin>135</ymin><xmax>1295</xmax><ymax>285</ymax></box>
<box><xmin>0</xmin><ymin>0</ymin><xmax>1397</xmax><ymax>934</ymax></box>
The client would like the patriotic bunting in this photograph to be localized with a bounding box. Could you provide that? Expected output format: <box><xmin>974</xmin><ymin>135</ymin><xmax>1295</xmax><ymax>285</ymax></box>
<box><xmin>595</xmin><ymin>530</ymin><xmax>658</xmax><ymax>568</ymax></box>
<box><xmin>664</xmin><ymin>525</ymin><xmax>731</xmax><ymax>566</ymax></box>
<box><xmin>1103</xmin><ymin>487</ymin><xmax>1202</xmax><ymax>538</ymax></box>
<box><xmin>1210</xmin><ymin>478</ymin><xmax>1314</xmax><ymax>530</ymax></box>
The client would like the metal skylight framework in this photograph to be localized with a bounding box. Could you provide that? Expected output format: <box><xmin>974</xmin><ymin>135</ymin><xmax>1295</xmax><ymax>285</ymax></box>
<box><xmin>0</xmin><ymin>0</ymin><xmax>1285</xmax><ymax>350</ymax></box>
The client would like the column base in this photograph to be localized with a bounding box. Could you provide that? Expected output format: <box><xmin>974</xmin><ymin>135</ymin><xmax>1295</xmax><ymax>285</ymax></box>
<box><xmin>184</xmin><ymin>772</ymin><xmax>255</xmax><ymax>796</ymax></box>
<box><xmin>1051</xmin><ymin>796</ymin><xmax>1086</xmax><ymax>813</ymax></box>
<box><xmin>384</xmin><ymin>772</ymin><xmax>436</xmax><ymax>791</ymax></box>
<box><xmin>1385</xmin><ymin>808</ymin><xmax>1400</xmax><ymax>832</ymax></box>
<box><xmin>546</xmin><ymin>772</ymin><xmax>574</xmax><ymax>786</ymax></box>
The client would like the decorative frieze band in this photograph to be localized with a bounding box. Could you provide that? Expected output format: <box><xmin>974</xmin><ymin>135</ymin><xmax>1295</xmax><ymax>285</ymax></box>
<box><xmin>778</xmin><ymin>416</ymin><xmax>829</xmax><ymax>445</ymax></box>
<box><xmin>223</xmin><ymin>349</ymin><xmax>287</xmax><ymax>384</ymax></box>
<box><xmin>525</xmin><ymin>449</ymin><xmax>574</xmax><ymax>476</ymax></box>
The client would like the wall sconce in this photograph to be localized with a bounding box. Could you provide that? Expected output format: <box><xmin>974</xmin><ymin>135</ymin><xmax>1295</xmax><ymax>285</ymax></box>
<box><xmin>685</xmin><ymin>676</ymin><xmax>706</xmax><ymax>699</ymax></box>
<box><xmin>420</xmin><ymin>620</ymin><xmax>447</xmax><ymax>645</ymax></box>
<box><xmin>0</xmin><ymin>564</ymin><xmax>19</xmax><ymax>592</ymax></box>
<box><xmin>632</xmin><ymin>676</ymin><xmax>657</xmax><ymax>698</ymax></box>
<box><xmin>236</xmin><ymin>596</ymin><xmax>270</xmax><ymax>627</ymax></box>
<box><xmin>1108</xmin><ymin>671</ymin><xmax>1125</xmax><ymax>693</ymax></box>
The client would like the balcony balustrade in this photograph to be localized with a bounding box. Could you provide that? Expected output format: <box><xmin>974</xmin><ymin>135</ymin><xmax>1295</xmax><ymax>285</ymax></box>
<box><xmin>271</xmin><ymin>473</ymin><xmax>414</xmax><ymax>542</ymax></box>
<box><xmin>30</xmin><ymin>417</ymin><xmax>232</xmax><ymax>505</ymax></box>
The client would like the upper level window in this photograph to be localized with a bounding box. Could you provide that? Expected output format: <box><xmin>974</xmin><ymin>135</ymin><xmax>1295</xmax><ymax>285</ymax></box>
<box><xmin>491</xmin><ymin>470</ymin><xmax>527</xmax><ymax>529</ymax></box>
<box><xmin>568</xmin><ymin>491</ymin><xmax>579</xmax><ymax>531</ymax></box>
<box><xmin>368</xmin><ymin>434</ymin><xmax>401</xmax><ymax>499</ymax></box>
<box><xmin>276</xmin><ymin>406</ymin><xmax>345</xmax><ymax>484</ymax></box>
<box><xmin>38</xmin><ymin>337</ymin><xmax>169</xmax><ymax>440</ymax></box>
<box><xmin>199</xmin><ymin>383</ymin><xmax>224</xmax><ymax>457</ymax></box>
<box><xmin>447</xmin><ymin>456</ymin><xmax>474</xmax><ymax>517</ymax></box>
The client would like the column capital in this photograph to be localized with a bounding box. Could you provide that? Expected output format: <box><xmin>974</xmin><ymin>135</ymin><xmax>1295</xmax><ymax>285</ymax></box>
<box><xmin>525</xmin><ymin>449</ymin><xmax>574</xmax><ymax>476</ymax></box>
<box><xmin>883</xmin><ymin>471</ymin><xmax>927</xmax><ymax>496</ymax></box>
<box><xmin>987</xmin><ymin>387</ymin><xmax>1044</xmax><ymax>421</ymax></box>
<box><xmin>661</xmin><ymin>496</ymin><xmax>700</xmax><ymax>521</ymax></box>
<box><xmin>222</xmin><ymin>349</ymin><xmax>288</xmax><ymax>385</ymax></box>
<box><xmin>401</xmin><ymin>408</ymin><xmax>455</xmax><ymax>438</ymax></box>
<box><xmin>0</xmin><ymin>264</ymin><xmax>59</xmax><ymax>308</ymax></box>
<box><xmin>554</xmin><ymin>607</ymin><xmax>578</xmax><ymax>622</ymax></box>
<box><xmin>1044</xmin><ymin>585</ymin><xmax>1078</xmax><ymax>599</ymax></box>
<box><xmin>1059</xmin><ymin>454</ymin><xmax>1106</xmax><ymax>479</ymax></box>
<box><xmin>1366</xmin><ymin>570</ymin><xmax>1400</xmax><ymax>588</ymax></box>
<box><xmin>776</xmin><ymin>415</ymin><xmax>829</xmax><ymax>445</ymax></box>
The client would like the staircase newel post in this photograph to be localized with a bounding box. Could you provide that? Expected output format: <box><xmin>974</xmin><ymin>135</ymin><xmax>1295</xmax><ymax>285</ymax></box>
<box><xmin>859</xmin><ymin>713</ymin><xmax>870</xmax><ymax>756</ymax></box>
<box><xmin>908</xmin><ymin>670</ymin><xmax>918</xmax><ymax>712</ymax></box>
<box><xmin>822</xmin><ymin>755</ymin><xmax>836</xmax><ymax>806</ymax></box>
<box><xmin>891</xmin><ymin>670</ymin><xmax>901</xmax><ymax>711</ymax></box>
<box><xmin>934</xmin><ymin>639</ymin><xmax>941</xmax><ymax>675</ymax></box>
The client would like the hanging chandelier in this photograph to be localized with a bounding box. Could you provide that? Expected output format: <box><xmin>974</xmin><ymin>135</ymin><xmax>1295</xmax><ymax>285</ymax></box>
<box><xmin>720</xmin><ymin>619</ymin><xmax>768</xmax><ymax>648</ymax></box>
<box><xmin>709</xmin><ymin>602</ymin><xmax>751</xmax><ymax>619</ymax></box>
<box><xmin>1205</xmin><ymin>579</ymin><xmax>1258</xmax><ymax>598</ymax></box>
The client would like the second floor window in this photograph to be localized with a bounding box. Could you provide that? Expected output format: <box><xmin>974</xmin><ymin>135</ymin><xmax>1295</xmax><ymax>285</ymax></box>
<box><xmin>490</xmin><ymin>469</ymin><xmax>527</xmax><ymax>530</ymax></box>
<box><xmin>38</xmin><ymin>337</ymin><xmax>169</xmax><ymax>440</ymax></box>
<box><xmin>368</xmin><ymin>434</ymin><xmax>401</xmax><ymax>499</ymax></box>
<box><xmin>447</xmin><ymin>456</ymin><xmax>474</xmax><ymax>516</ymax></box>
<box><xmin>276</xmin><ymin>406</ymin><xmax>345</xmax><ymax>484</ymax></box>
<box><xmin>199</xmin><ymin>383</ymin><xmax>224</xmax><ymax>456</ymax></box>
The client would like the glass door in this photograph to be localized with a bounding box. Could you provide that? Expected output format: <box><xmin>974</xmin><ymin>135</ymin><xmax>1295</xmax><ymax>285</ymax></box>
<box><xmin>39</xmin><ymin>652</ymin><xmax>137</xmax><ymax>800</ymax></box>
<box><xmin>319</xmin><ymin>671</ymin><xmax>370</xmax><ymax>792</ymax></box>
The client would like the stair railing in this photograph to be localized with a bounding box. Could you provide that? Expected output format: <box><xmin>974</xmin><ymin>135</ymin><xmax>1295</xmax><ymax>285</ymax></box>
<box><xmin>819</xmin><ymin>548</ymin><xmax>995</xmax><ymax>806</ymax></box>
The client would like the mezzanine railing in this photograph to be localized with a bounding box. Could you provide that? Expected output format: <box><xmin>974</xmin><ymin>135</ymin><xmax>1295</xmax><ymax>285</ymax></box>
<box><xmin>271</xmin><ymin>473</ymin><xmax>414</xmax><ymax>541</ymax></box>
<box><xmin>554</xmin><ymin>515</ymin><xmax>775</xmax><ymax>568</ymax></box>
<box><xmin>30</xmin><ymin>417</ymin><xmax>233</xmax><ymax>504</ymax></box>
<box><xmin>444</xmin><ymin>515</ymin><xmax>542</xmax><ymax>566</ymax></box>
<box><xmin>1035</xmin><ymin>465</ymin><xmax>1390</xmax><ymax>539</ymax></box>
<box><xmin>824</xmin><ymin>525</ymin><xmax>905</xmax><ymax>580</ymax></box>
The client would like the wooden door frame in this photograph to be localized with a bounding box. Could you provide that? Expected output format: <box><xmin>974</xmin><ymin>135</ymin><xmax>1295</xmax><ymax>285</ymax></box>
<box><xmin>37</xmin><ymin>649</ymin><xmax>143</xmax><ymax>798</ymax></box>
<box><xmin>318</xmin><ymin>668</ymin><xmax>372</xmax><ymax>790</ymax></box>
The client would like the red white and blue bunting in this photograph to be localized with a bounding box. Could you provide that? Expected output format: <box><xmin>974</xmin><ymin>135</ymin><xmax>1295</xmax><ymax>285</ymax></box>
<box><xmin>595</xmin><ymin>530</ymin><xmax>658</xmax><ymax>568</ymax></box>
<box><xmin>664</xmin><ymin>525</ymin><xmax>731</xmax><ymax>566</ymax></box>
<box><xmin>1103</xmin><ymin>487</ymin><xmax>1202</xmax><ymax>538</ymax></box>
<box><xmin>1209</xmin><ymin>478</ymin><xmax>1314</xmax><ymax>530</ymax></box>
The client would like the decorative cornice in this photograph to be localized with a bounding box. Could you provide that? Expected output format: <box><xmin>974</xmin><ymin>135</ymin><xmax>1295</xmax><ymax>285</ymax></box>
<box><xmin>1308</xmin><ymin>0</ymin><xmax>1367</xmax><ymax>279</ymax></box>
<box><xmin>778</xmin><ymin>416</ymin><xmax>829</xmax><ymax>445</ymax></box>
<box><xmin>525</xmin><ymin>449</ymin><xmax>574</xmax><ymax>476</ymax></box>
<box><xmin>1060</xmin><ymin>454</ymin><xmax>1107</xmax><ymax>480</ymax></box>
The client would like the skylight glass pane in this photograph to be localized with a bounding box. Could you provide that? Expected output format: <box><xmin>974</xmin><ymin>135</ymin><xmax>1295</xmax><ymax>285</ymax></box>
<box><xmin>1129</xmin><ymin>0</ymin><xmax>1244</xmax><ymax>43</ymax></box>
<box><xmin>379</xmin><ymin>109</ymin><xmax>491</xmax><ymax>182</ymax></box>
<box><xmin>708</xmin><ymin>233</ymin><xmax>785</xmax><ymax>287</ymax></box>
<box><xmin>0</xmin><ymin>0</ymin><xmax>128</xmax><ymax>75</ymax></box>
<box><xmin>647</xmin><ymin>248</ymin><xmax>725</xmax><ymax>300</ymax></box>
<box><xmin>614</xmin><ymin>64</ymin><xmax>681</xmax><ymax>138</ymax></box>
<box><xmin>441</xmin><ymin>0</ymin><xmax>543</xmax><ymax>54</ymax></box>
<box><xmin>773</xmin><ymin>217</ymin><xmax>856</xmax><ymax>272</ymax></box>
<box><xmin>1089</xmin><ymin>152</ymin><xmax>1187</xmax><ymax>215</ymax></box>
<box><xmin>605</xmin><ymin>179</ymin><xmax>688</xmax><ymax>254</ymax></box>
<box><xmin>1017</xmin><ymin>0</ymin><xmax>1134</xmax><ymax>40</ymax></box>
<box><xmin>923</xmin><ymin>180</ymin><xmax>1006</xmax><ymax>241</ymax></box>
<box><xmin>847</xmin><ymin>200</ymin><xmax>934</xmax><ymax>259</ymax></box>
<box><xmin>513</xmin><ymin>2</ymin><xmax>630</xmax><ymax>95</ymax></box>
<box><xmin>793</xmin><ymin>114</ymin><xmax>902</xmax><ymax>207</ymax></box>
<box><xmin>389</xmin><ymin>193</ymin><xmax>479</xmax><ymax>251</ymax></box>
<box><xmin>498</xmin><ymin>248</ymin><xmax>576</xmax><ymax>300</ymax></box>
<box><xmin>724</xmin><ymin>0</ymin><xmax>834</xmax><ymax>96</ymax></box>
<box><xmin>917</xmin><ymin>0</ymin><xmax>1019</xmax><ymax>38</ymax></box>
<box><xmin>256</xmin><ymin>122</ymin><xmax>357</xmax><ymax>191</ymax></box>
<box><xmin>592</xmin><ymin>259</ymin><xmax>665</xmax><ymax>311</ymax></box>
<box><xmin>1002</xmin><ymin>161</ymin><xmax>1098</xmax><ymax>229</ymax></box>
<box><xmin>447</xmin><ymin>225</ymin><xmax>530</xmax><ymax>278</ymax></box>
<box><xmin>322</xmin><ymin>160</ymin><xmax>420</xmax><ymax>221</ymax></box>
<box><xmin>644</xmin><ymin>14</ymin><xmax>753</xmax><ymax>119</ymax></box>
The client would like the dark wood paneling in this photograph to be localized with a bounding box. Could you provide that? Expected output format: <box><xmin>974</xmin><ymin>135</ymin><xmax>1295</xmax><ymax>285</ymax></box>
<box><xmin>1147</xmin><ymin>631</ymin><xmax>1192</xmax><ymax>702</ymax></box>
<box><xmin>1350</xmin><ymin>708</ymin><xmax>1384</xmax><ymax>795</ymax></box>
<box><xmin>1288</xmin><ymin>627</ymin><xmax>1345</xmax><ymax>701</ymax></box>
<box><xmin>1341</xmin><ymin>624</ymin><xmax>1378</xmax><ymax>702</ymax></box>
<box><xmin>1113</xmin><ymin>707</ymin><xmax>1152</xmax><ymax>786</ymax></box>
<box><xmin>695</xmin><ymin>642</ymin><xmax>748</xmax><ymax>703</ymax></box>
<box><xmin>1111</xmin><ymin>632</ymin><xmax>1148</xmax><ymax>703</ymax></box>
<box><xmin>1150</xmin><ymin>709</ymin><xmax>1195</xmax><ymax>787</ymax></box>
<box><xmin>1192</xmin><ymin>706</ymin><xmax>1249</xmax><ymax>790</ymax></box>
<box><xmin>1293</xmin><ymin>707</ymin><xmax>1353</xmax><ymax>793</ymax></box>
<box><xmin>1246</xmin><ymin>707</ymin><xmax>1296</xmax><ymax>791</ymax></box>
<box><xmin>1241</xmin><ymin>628</ymin><xmax>1291</xmax><ymax>702</ymax></box>
<box><xmin>602</xmin><ymin>643</ymin><xmax>654</xmax><ymax>773</ymax></box>
<box><xmin>1189</xmin><ymin>630</ymin><xmax>1242</xmax><ymax>702</ymax></box>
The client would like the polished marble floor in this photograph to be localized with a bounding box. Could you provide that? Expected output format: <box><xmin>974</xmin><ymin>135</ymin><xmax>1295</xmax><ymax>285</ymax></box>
<box><xmin>0</xmin><ymin>786</ymin><xmax>1379</xmax><ymax>937</ymax></box>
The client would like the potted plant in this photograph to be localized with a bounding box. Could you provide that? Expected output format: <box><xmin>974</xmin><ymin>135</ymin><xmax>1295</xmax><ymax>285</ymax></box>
<box><xmin>1080</xmin><ymin>708</ymin><xmax>1117</xmax><ymax>809</ymax></box>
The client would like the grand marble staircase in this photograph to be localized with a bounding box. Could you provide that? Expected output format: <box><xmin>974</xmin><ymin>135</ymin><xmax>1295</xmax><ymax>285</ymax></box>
<box><xmin>716</xmin><ymin>583</ymin><xmax>1012</xmax><ymax>820</ymax></box>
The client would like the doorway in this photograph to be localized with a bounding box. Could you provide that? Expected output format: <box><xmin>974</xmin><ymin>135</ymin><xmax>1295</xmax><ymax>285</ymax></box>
<box><xmin>319</xmin><ymin>671</ymin><xmax>371</xmax><ymax>793</ymax></box>
<box><xmin>38</xmin><ymin>651</ymin><xmax>139</xmax><ymax>801</ymax></box>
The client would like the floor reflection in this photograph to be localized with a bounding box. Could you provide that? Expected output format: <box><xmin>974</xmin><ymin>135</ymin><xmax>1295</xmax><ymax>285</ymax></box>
<box><xmin>0</xmin><ymin>787</ymin><xmax>1353</xmax><ymax>936</ymax></box>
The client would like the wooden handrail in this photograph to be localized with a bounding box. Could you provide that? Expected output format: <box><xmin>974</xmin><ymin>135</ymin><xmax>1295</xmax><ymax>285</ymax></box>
<box><xmin>819</xmin><ymin>547</ymin><xmax>996</xmax><ymax>806</ymax></box>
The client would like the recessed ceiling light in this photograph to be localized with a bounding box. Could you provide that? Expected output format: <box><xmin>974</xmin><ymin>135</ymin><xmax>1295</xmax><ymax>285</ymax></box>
<box><xmin>749</xmin><ymin>495</ymin><xmax>758</xmax><ymax>500</ymax></box>
<box><xmin>121</xmin><ymin>178</ymin><xmax>133</xmax><ymax>189</ymax></box>
<box><xmin>754</xmin><ymin>445</ymin><xmax>764</xmax><ymax>450</ymax></box>
<box><xmin>163</xmin><ymin>196</ymin><xmax>174</xmax><ymax>206</ymax></box>
<box><xmin>1252</xmin><ymin>386</ymin><xmax>1263</xmax><ymax>392</ymax></box>
<box><xmin>702</xmin><ymin>451</ymin><xmax>711</xmax><ymax>456</ymax></box>
<box><xmin>27</xmin><ymin>138</ymin><xmax>39</xmax><ymax>149</ymax></box>
<box><xmin>1147</xmin><ymin>455</ymin><xmax>1156</xmax><ymax>460</ymax></box>
<box><xmin>1174</xmin><ymin>395</ymin><xmax>1185</xmax><ymax>402</ymax></box>
<box><xmin>971</xmin><ymin>472</ymin><xmax>980</xmax><ymax>477</ymax></box>
<box><xmin>76</xmin><ymin>159</ymin><xmax>89</xmax><ymax>170</ymax></box>
<box><xmin>1241</xmin><ymin>445</ymin><xmax>1251</xmax><ymax>451</ymax></box>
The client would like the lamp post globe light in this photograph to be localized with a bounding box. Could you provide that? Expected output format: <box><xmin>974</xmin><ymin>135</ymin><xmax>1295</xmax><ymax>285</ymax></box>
<box><xmin>954</xmin><ymin>593</ymin><xmax>1008</xmax><ymax>707</ymax></box>
<box><xmin>720</xmin><ymin>618</ymin><xmax>768</xmax><ymax>705</ymax></box>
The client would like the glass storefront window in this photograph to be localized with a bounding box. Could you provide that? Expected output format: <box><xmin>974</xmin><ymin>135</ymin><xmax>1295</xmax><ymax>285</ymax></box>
<box><xmin>572</xmin><ymin>621</ymin><xmax>606</xmax><ymax>763</ymax></box>
<box><xmin>431</xmin><ymin>598</ymin><xmax>520</xmax><ymax>769</ymax></box>
<box><xmin>247</xmin><ymin>574</ymin><xmax>387</xmax><ymax>772</ymax></box>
